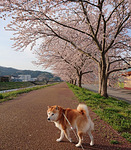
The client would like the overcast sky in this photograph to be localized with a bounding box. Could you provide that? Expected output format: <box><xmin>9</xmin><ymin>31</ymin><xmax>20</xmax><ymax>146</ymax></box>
<box><xmin>0</xmin><ymin>19</ymin><xmax>51</xmax><ymax>72</ymax></box>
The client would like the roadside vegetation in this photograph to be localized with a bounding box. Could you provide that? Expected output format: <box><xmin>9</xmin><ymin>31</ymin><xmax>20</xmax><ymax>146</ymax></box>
<box><xmin>0</xmin><ymin>82</ymin><xmax>34</xmax><ymax>91</ymax></box>
<box><xmin>67</xmin><ymin>83</ymin><xmax>131</xmax><ymax>143</ymax></box>
<box><xmin>0</xmin><ymin>83</ymin><xmax>58</xmax><ymax>103</ymax></box>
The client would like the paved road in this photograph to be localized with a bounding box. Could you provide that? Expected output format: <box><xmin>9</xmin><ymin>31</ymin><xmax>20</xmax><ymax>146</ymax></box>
<box><xmin>0</xmin><ymin>83</ymin><xmax>130</xmax><ymax>150</ymax></box>
<box><xmin>82</xmin><ymin>84</ymin><xmax>131</xmax><ymax>104</ymax></box>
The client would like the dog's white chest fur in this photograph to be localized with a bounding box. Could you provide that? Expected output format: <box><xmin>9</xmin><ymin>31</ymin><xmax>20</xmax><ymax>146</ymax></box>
<box><xmin>54</xmin><ymin>122</ymin><xmax>62</xmax><ymax>130</ymax></box>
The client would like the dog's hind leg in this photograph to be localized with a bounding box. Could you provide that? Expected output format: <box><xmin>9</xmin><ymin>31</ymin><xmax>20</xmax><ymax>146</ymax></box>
<box><xmin>88</xmin><ymin>130</ymin><xmax>94</xmax><ymax>146</ymax></box>
<box><xmin>75</xmin><ymin>131</ymin><xmax>83</xmax><ymax>147</ymax></box>
<box><xmin>64</xmin><ymin>129</ymin><xmax>72</xmax><ymax>142</ymax></box>
<box><xmin>56</xmin><ymin>130</ymin><xmax>64</xmax><ymax>142</ymax></box>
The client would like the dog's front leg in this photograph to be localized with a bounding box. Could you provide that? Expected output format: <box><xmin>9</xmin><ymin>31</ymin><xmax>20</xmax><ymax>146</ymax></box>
<box><xmin>56</xmin><ymin>130</ymin><xmax>64</xmax><ymax>142</ymax></box>
<box><xmin>64</xmin><ymin>129</ymin><xmax>72</xmax><ymax>142</ymax></box>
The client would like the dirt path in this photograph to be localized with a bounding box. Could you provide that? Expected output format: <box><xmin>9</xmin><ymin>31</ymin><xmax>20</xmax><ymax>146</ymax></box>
<box><xmin>0</xmin><ymin>83</ymin><xmax>130</xmax><ymax>150</ymax></box>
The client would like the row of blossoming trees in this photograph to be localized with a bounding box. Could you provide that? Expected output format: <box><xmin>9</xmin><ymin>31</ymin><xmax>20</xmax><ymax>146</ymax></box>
<box><xmin>0</xmin><ymin>0</ymin><xmax>131</xmax><ymax>97</ymax></box>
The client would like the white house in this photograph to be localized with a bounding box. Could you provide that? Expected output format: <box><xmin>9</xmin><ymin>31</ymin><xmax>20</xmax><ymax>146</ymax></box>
<box><xmin>18</xmin><ymin>75</ymin><xmax>31</xmax><ymax>82</ymax></box>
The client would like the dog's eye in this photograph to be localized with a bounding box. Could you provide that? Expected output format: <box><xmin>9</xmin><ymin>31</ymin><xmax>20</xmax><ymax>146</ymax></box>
<box><xmin>52</xmin><ymin>114</ymin><xmax>54</xmax><ymax>116</ymax></box>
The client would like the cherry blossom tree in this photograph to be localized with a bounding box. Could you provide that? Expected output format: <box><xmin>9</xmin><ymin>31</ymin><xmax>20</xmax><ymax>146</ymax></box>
<box><xmin>0</xmin><ymin>0</ymin><xmax>131</xmax><ymax>97</ymax></box>
<box><xmin>34</xmin><ymin>38</ymin><xmax>95</xmax><ymax>87</ymax></box>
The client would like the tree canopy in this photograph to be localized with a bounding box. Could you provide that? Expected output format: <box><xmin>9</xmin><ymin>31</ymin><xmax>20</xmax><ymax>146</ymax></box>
<box><xmin>0</xmin><ymin>0</ymin><xmax>131</xmax><ymax>97</ymax></box>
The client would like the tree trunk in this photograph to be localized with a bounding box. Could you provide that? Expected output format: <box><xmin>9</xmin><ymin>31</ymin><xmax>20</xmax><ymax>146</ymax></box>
<box><xmin>98</xmin><ymin>54</ymin><xmax>108</xmax><ymax>97</ymax></box>
<box><xmin>77</xmin><ymin>71</ymin><xmax>82</xmax><ymax>87</ymax></box>
<box><xmin>71</xmin><ymin>79</ymin><xmax>73</xmax><ymax>84</ymax></box>
<box><xmin>74</xmin><ymin>79</ymin><xmax>77</xmax><ymax>85</ymax></box>
<box><xmin>78</xmin><ymin>75</ymin><xmax>82</xmax><ymax>87</ymax></box>
<box><xmin>100</xmin><ymin>73</ymin><xmax>108</xmax><ymax>97</ymax></box>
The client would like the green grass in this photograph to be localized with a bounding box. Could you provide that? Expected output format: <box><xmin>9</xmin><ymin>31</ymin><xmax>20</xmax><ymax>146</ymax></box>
<box><xmin>67</xmin><ymin>83</ymin><xmax>131</xmax><ymax>143</ymax></box>
<box><xmin>118</xmin><ymin>82</ymin><xmax>124</xmax><ymax>88</ymax></box>
<box><xmin>0</xmin><ymin>82</ymin><xmax>34</xmax><ymax>91</ymax></box>
<box><xmin>0</xmin><ymin>83</ymin><xmax>58</xmax><ymax>103</ymax></box>
<box><xmin>110</xmin><ymin>140</ymin><xmax>120</xmax><ymax>144</ymax></box>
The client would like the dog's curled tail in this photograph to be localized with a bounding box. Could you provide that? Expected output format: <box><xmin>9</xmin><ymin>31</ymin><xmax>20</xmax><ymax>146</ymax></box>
<box><xmin>77</xmin><ymin>104</ymin><xmax>89</xmax><ymax>117</ymax></box>
<box><xmin>77</xmin><ymin>104</ymin><xmax>94</xmax><ymax>131</ymax></box>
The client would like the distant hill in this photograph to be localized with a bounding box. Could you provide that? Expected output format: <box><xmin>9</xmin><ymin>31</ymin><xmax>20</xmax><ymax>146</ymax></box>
<box><xmin>0</xmin><ymin>66</ymin><xmax>61</xmax><ymax>81</ymax></box>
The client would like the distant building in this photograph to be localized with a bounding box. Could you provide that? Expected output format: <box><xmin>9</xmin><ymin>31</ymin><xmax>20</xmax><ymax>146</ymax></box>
<box><xmin>30</xmin><ymin>78</ymin><xmax>37</xmax><ymax>81</ymax></box>
<box><xmin>122</xmin><ymin>68</ymin><xmax>131</xmax><ymax>90</ymax></box>
<box><xmin>11</xmin><ymin>76</ymin><xmax>22</xmax><ymax>82</ymax></box>
<box><xmin>18</xmin><ymin>75</ymin><xmax>31</xmax><ymax>82</ymax></box>
<box><xmin>37</xmin><ymin>76</ymin><xmax>46</xmax><ymax>82</ymax></box>
<box><xmin>0</xmin><ymin>76</ymin><xmax>11</xmax><ymax>82</ymax></box>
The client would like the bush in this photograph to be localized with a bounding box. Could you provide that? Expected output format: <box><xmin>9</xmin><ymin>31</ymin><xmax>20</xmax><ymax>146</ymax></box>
<box><xmin>110</xmin><ymin>140</ymin><xmax>120</xmax><ymax>144</ymax></box>
<box><xmin>0</xmin><ymin>94</ymin><xmax>3</xmax><ymax>99</ymax></box>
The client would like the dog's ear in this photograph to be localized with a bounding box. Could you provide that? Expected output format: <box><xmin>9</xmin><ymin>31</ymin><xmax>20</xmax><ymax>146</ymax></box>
<box><xmin>47</xmin><ymin>106</ymin><xmax>51</xmax><ymax>109</ymax></box>
<box><xmin>55</xmin><ymin>106</ymin><xmax>59</xmax><ymax>110</ymax></box>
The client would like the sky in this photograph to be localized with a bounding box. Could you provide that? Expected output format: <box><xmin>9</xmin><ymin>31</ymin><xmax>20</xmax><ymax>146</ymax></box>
<box><xmin>0</xmin><ymin>19</ymin><xmax>51</xmax><ymax>72</ymax></box>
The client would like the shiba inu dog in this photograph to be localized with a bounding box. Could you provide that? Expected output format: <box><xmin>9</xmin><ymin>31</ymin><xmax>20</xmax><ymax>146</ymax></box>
<box><xmin>47</xmin><ymin>104</ymin><xmax>94</xmax><ymax>147</ymax></box>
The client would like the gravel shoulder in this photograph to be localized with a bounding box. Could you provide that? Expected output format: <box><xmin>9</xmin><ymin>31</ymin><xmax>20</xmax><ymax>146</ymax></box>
<box><xmin>0</xmin><ymin>82</ymin><xmax>130</xmax><ymax>150</ymax></box>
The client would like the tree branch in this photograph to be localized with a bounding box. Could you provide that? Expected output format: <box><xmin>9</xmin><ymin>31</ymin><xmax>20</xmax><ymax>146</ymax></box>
<box><xmin>80</xmin><ymin>0</ymin><xmax>102</xmax><ymax>51</ymax></box>
<box><xmin>82</xmin><ymin>70</ymin><xmax>93</xmax><ymax>75</ymax></box>
<box><xmin>41</xmin><ymin>20</ymin><xmax>99</xmax><ymax>64</ymax></box>
<box><xmin>102</xmin><ymin>14</ymin><xmax>106</xmax><ymax>52</ymax></box>
<box><xmin>9</xmin><ymin>6</ymin><xmax>94</xmax><ymax>39</ymax></box>
<box><xmin>109</xmin><ymin>56</ymin><xmax>131</xmax><ymax>65</ymax></box>
<box><xmin>112</xmin><ymin>41</ymin><xmax>131</xmax><ymax>49</ymax></box>
<box><xmin>108</xmin><ymin>66</ymin><xmax>131</xmax><ymax>75</ymax></box>
<box><xmin>95</xmin><ymin>12</ymin><xmax>102</xmax><ymax>38</ymax></box>
<box><xmin>106</xmin><ymin>0</ymin><xmax>124</xmax><ymax>22</ymax></box>
<box><xmin>105</xmin><ymin>12</ymin><xmax>131</xmax><ymax>53</ymax></box>
<box><xmin>80</xmin><ymin>1</ymin><xmax>95</xmax><ymax>36</ymax></box>
<box><xmin>65</xmin><ymin>0</ymin><xmax>99</xmax><ymax>8</ymax></box>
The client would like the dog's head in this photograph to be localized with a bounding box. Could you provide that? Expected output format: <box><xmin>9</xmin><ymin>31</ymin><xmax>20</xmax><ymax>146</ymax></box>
<box><xmin>47</xmin><ymin>105</ymin><xmax>60</xmax><ymax>122</ymax></box>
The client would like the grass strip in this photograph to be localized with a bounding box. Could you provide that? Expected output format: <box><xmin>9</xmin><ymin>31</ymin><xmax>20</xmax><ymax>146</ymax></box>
<box><xmin>0</xmin><ymin>82</ymin><xmax>34</xmax><ymax>91</ymax></box>
<box><xmin>67</xmin><ymin>83</ymin><xmax>131</xmax><ymax>143</ymax></box>
<box><xmin>0</xmin><ymin>83</ymin><xmax>58</xmax><ymax>103</ymax></box>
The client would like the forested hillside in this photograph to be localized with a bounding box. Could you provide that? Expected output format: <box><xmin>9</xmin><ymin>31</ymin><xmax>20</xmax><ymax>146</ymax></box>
<box><xmin>0</xmin><ymin>66</ymin><xmax>61</xmax><ymax>81</ymax></box>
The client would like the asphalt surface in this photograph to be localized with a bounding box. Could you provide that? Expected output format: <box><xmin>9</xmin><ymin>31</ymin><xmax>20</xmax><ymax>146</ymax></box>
<box><xmin>82</xmin><ymin>84</ymin><xmax>131</xmax><ymax>104</ymax></box>
<box><xmin>0</xmin><ymin>83</ymin><xmax>131</xmax><ymax>150</ymax></box>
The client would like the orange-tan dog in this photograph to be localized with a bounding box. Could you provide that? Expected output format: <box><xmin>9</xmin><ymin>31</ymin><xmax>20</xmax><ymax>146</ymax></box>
<box><xmin>47</xmin><ymin>104</ymin><xmax>94</xmax><ymax>147</ymax></box>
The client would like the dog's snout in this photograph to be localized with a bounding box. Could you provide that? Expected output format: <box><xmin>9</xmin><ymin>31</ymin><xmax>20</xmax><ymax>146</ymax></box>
<box><xmin>47</xmin><ymin>118</ymin><xmax>50</xmax><ymax>121</ymax></box>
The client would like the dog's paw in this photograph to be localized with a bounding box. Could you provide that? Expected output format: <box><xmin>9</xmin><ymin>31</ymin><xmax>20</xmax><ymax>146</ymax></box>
<box><xmin>68</xmin><ymin>138</ymin><xmax>72</xmax><ymax>143</ymax></box>
<box><xmin>56</xmin><ymin>138</ymin><xmax>62</xmax><ymax>142</ymax></box>
<box><xmin>90</xmin><ymin>141</ymin><xmax>94</xmax><ymax>146</ymax></box>
<box><xmin>75</xmin><ymin>143</ymin><xmax>81</xmax><ymax>147</ymax></box>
